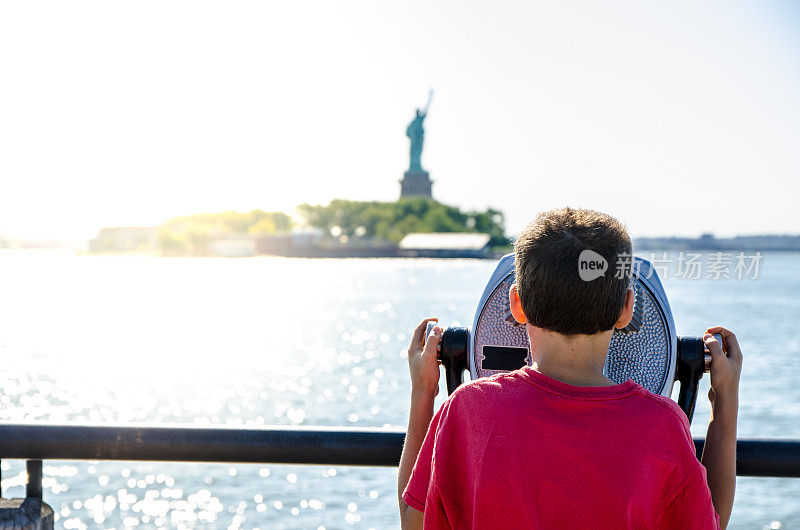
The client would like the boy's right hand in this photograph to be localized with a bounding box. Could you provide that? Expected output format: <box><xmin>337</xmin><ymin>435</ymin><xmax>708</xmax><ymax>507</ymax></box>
<box><xmin>407</xmin><ymin>317</ymin><xmax>442</xmax><ymax>398</ymax></box>
<box><xmin>704</xmin><ymin>326</ymin><xmax>743</xmax><ymax>401</ymax></box>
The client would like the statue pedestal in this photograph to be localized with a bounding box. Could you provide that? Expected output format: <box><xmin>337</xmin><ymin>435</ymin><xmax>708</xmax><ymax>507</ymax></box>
<box><xmin>400</xmin><ymin>170</ymin><xmax>433</xmax><ymax>199</ymax></box>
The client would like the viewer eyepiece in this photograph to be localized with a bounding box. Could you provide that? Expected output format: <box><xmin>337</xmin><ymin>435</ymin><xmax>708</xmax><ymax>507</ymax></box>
<box><xmin>434</xmin><ymin>254</ymin><xmax>711</xmax><ymax>424</ymax></box>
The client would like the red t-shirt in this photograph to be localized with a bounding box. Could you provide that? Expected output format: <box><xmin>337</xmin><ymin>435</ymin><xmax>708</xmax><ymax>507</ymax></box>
<box><xmin>403</xmin><ymin>367</ymin><xmax>721</xmax><ymax>529</ymax></box>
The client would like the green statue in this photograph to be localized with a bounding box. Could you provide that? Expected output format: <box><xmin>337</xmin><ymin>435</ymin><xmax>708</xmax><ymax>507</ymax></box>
<box><xmin>406</xmin><ymin>90</ymin><xmax>433</xmax><ymax>173</ymax></box>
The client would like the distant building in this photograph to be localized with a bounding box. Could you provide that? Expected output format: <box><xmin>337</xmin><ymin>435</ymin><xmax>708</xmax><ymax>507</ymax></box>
<box><xmin>288</xmin><ymin>227</ymin><xmax>326</xmax><ymax>247</ymax></box>
<box><xmin>255</xmin><ymin>228</ymin><xmax>323</xmax><ymax>256</ymax></box>
<box><xmin>89</xmin><ymin>227</ymin><xmax>157</xmax><ymax>253</ymax></box>
<box><xmin>209</xmin><ymin>237</ymin><xmax>256</xmax><ymax>257</ymax></box>
<box><xmin>633</xmin><ymin>233</ymin><xmax>800</xmax><ymax>251</ymax></box>
<box><xmin>255</xmin><ymin>228</ymin><xmax>402</xmax><ymax>257</ymax></box>
<box><xmin>399</xmin><ymin>232</ymin><xmax>491</xmax><ymax>258</ymax></box>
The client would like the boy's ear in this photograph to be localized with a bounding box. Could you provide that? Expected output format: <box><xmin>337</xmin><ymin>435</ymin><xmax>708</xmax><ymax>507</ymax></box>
<box><xmin>614</xmin><ymin>288</ymin><xmax>636</xmax><ymax>329</ymax></box>
<box><xmin>508</xmin><ymin>284</ymin><xmax>527</xmax><ymax>324</ymax></box>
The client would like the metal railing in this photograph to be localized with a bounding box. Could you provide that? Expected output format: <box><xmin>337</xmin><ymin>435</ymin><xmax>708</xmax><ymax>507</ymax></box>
<box><xmin>0</xmin><ymin>423</ymin><xmax>798</xmax><ymax>501</ymax></box>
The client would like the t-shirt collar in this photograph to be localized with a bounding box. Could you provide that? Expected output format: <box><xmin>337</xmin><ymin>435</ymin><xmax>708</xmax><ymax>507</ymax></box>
<box><xmin>517</xmin><ymin>365</ymin><xmax>637</xmax><ymax>398</ymax></box>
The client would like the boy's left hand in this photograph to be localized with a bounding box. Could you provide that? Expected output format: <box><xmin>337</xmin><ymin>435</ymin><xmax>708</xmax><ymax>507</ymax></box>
<box><xmin>407</xmin><ymin>317</ymin><xmax>442</xmax><ymax>397</ymax></box>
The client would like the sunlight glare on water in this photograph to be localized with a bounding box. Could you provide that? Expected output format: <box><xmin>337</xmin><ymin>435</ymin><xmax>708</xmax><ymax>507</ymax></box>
<box><xmin>0</xmin><ymin>251</ymin><xmax>798</xmax><ymax>528</ymax></box>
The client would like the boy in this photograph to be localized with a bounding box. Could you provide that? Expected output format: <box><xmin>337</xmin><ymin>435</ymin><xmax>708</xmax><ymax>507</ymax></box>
<box><xmin>398</xmin><ymin>208</ymin><xmax>741</xmax><ymax>529</ymax></box>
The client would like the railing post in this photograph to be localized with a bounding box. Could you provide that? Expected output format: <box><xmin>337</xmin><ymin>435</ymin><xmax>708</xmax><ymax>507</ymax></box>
<box><xmin>26</xmin><ymin>460</ymin><xmax>42</xmax><ymax>500</ymax></box>
<box><xmin>0</xmin><ymin>461</ymin><xmax>52</xmax><ymax>530</ymax></box>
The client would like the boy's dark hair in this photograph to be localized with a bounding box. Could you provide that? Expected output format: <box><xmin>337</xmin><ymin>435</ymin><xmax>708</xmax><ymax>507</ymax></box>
<box><xmin>514</xmin><ymin>207</ymin><xmax>632</xmax><ymax>335</ymax></box>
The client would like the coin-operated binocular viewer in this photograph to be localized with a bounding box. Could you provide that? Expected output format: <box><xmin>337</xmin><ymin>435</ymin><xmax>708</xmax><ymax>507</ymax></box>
<box><xmin>435</xmin><ymin>255</ymin><xmax>712</xmax><ymax>423</ymax></box>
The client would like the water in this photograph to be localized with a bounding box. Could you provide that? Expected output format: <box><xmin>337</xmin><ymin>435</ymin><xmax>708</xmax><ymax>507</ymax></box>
<box><xmin>0</xmin><ymin>251</ymin><xmax>797</xmax><ymax>529</ymax></box>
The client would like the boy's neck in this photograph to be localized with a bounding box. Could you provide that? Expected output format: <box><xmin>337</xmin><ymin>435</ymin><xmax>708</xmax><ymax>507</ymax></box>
<box><xmin>527</xmin><ymin>326</ymin><xmax>616</xmax><ymax>387</ymax></box>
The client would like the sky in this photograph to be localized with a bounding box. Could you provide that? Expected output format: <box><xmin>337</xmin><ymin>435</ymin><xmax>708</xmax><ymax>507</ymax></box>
<box><xmin>1</xmin><ymin>1</ymin><xmax>799</xmax><ymax>246</ymax></box>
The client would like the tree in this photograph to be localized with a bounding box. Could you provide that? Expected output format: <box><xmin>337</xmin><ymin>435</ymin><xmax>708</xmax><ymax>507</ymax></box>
<box><xmin>157</xmin><ymin>210</ymin><xmax>292</xmax><ymax>255</ymax></box>
<box><xmin>297</xmin><ymin>198</ymin><xmax>508</xmax><ymax>246</ymax></box>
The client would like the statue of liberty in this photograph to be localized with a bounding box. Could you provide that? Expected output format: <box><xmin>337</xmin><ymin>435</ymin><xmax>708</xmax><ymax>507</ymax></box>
<box><xmin>406</xmin><ymin>90</ymin><xmax>433</xmax><ymax>173</ymax></box>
